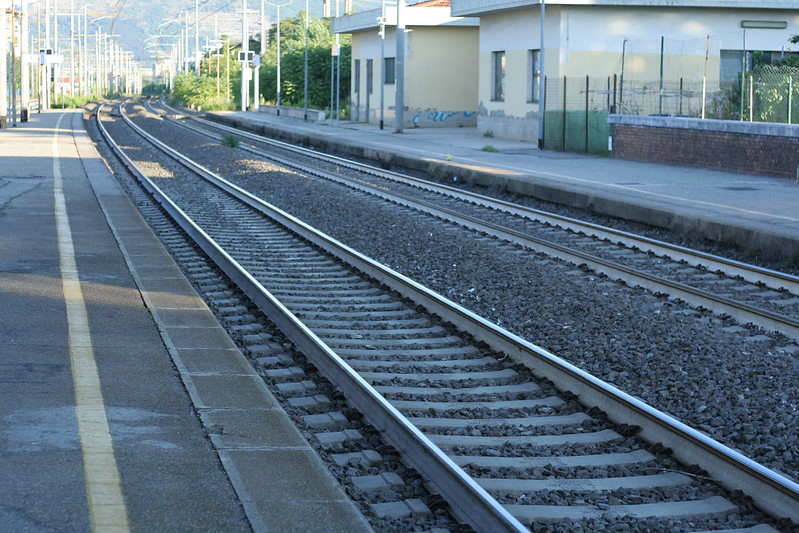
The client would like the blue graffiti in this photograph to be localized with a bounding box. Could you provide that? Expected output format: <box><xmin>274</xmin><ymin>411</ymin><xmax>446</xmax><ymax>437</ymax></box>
<box><xmin>412</xmin><ymin>110</ymin><xmax>476</xmax><ymax>125</ymax></box>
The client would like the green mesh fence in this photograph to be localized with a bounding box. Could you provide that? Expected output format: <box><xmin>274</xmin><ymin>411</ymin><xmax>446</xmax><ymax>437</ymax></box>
<box><xmin>543</xmin><ymin>76</ymin><xmax>612</xmax><ymax>155</ymax></box>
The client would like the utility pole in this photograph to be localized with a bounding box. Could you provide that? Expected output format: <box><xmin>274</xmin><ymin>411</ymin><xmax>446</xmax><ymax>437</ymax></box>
<box><xmin>268</xmin><ymin>1</ymin><xmax>291</xmax><ymax>113</ymax></box>
<box><xmin>1</xmin><ymin>2</ymin><xmax>8</xmax><ymax>128</ymax></box>
<box><xmin>335</xmin><ymin>0</ymin><xmax>340</xmax><ymax>123</ymax></box>
<box><xmin>21</xmin><ymin>0</ymin><xmax>30</xmax><ymax>120</ymax></box>
<box><xmin>394</xmin><ymin>0</ymin><xmax>405</xmax><ymax>133</ymax></box>
<box><xmin>538</xmin><ymin>0</ymin><xmax>546</xmax><ymax>149</ymax></box>
<box><xmin>241</xmin><ymin>0</ymin><xmax>249</xmax><ymax>111</ymax></box>
<box><xmin>379</xmin><ymin>0</ymin><xmax>386</xmax><ymax>129</ymax></box>
<box><xmin>11</xmin><ymin>1</ymin><xmax>18</xmax><ymax>126</ymax></box>
<box><xmin>194</xmin><ymin>0</ymin><xmax>199</xmax><ymax>77</ymax></box>
<box><xmin>183</xmin><ymin>10</ymin><xmax>189</xmax><ymax>74</ymax></box>
<box><xmin>303</xmin><ymin>0</ymin><xmax>309</xmax><ymax>120</ymax></box>
<box><xmin>254</xmin><ymin>0</ymin><xmax>264</xmax><ymax>110</ymax></box>
<box><xmin>70</xmin><ymin>0</ymin><xmax>75</xmax><ymax>95</ymax></box>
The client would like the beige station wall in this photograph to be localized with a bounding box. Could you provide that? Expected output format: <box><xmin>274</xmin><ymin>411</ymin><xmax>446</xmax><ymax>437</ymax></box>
<box><xmin>350</xmin><ymin>25</ymin><xmax>478</xmax><ymax>126</ymax></box>
<box><xmin>405</xmin><ymin>26</ymin><xmax>478</xmax><ymax>111</ymax></box>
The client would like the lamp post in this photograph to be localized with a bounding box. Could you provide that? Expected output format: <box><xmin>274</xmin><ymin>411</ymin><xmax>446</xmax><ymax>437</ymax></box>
<box><xmin>334</xmin><ymin>0</ymin><xmax>340</xmax><ymax>124</ymax></box>
<box><xmin>90</xmin><ymin>15</ymin><xmax>116</xmax><ymax>96</ymax></box>
<box><xmin>537</xmin><ymin>0</ymin><xmax>545</xmax><ymax>149</ymax></box>
<box><xmin>195</xmin><ymin>0</ymin><xmax>200</xmax><ymax>77</ymax></box>
<box><xmin>378</xmin><ymin>0</ymin><xmax>385</xmax><ymax>129</ymax></box>
<box><xmin>303</xmin><ymin>0</ymin><xmax>308</xmax><ymax>120</ymax></box>
<box><xmin>266</xmin><ymin>0</ymin><xmax>292</xmax><ymax>115</ymax></box>
<box><xmin>254</xmin><ymin>0</ymin><xmax>263</xmax><ymax>110</ymax></box>
<box><xmin>394</xmin><ymin>0</ymin><xmax>405</xmax><ymax>133</ymax></box>
<box><xmin>1</xmin><ymin>3</ymin><xmax>7</xmax><ymax>128</ymax></box>
<box><xmin>241</xmin><ymin>0</ymin><xmax>248</xmax><ymax>111</ymax></box>
<box><xmin>21</xmin><ymin>0</ymin><xmax>36</xmax><ymax>121</ymax></box>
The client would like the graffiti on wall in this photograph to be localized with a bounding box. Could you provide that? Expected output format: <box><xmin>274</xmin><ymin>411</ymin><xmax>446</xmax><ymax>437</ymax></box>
<box><xmin>411</xmin><ymin>110</ymin><xmax>477</xmax><ymax>128</ymax></box>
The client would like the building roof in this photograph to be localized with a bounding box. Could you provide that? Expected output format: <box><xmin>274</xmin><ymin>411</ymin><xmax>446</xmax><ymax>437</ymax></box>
<box><xmin>412</xmin><ymin>1</ymin><xmax>451</xmax><ymax>6</ymax></box>
<box><xmin>332</xmin><ymin>3</ymin><xmax>477</xmax><ymax>34</ymax></box>
<box><xmin>452</xmin><ymin>0</ymin><xmax>799</xmax><ymax>17</ymax></box>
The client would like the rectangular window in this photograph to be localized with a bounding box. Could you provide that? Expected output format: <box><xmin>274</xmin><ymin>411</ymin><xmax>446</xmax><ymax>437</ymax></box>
<box><xmin>354</xmin><ymin>59</ymin><xmax>360</xmax><ymax>94</ymax></box>
<box><xmin>366</xmin><ymin>59</ymin><xmax>373</xmax><ymax>95</ymax></box>
<box><xmin>528</xmin><ymin>49</ymin><xmax>541</xmax><ymax>103</ymax></box>
<box><xmin>720</xmin><ymin>50</ymin><xmax>748</xmax><ymax>84</ymax></box>
<box><xmin>384</xmin><ymin>57</ymin><xmax>396</xmax><ymax>85</ymax></box>
<box><xmin>492</xmin><ymin>51</ymin><xmax>505</xmax><ymax>101</ymax></box>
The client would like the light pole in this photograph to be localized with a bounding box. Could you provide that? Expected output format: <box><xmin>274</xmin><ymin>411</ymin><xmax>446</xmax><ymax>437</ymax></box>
<box><xmin>378</xmin><ymin>0</ymin><xmax>386</xmax><ymax>129</ymax></box>
<box><xmin>1</xmin><ymin>2</ymin><xmax>8</xmax><ymax>128</ymax></box>
<box><xmin>394</xmin><ymin>0</ymin><xmax>405</xmax><ymax>133</ymax></box>
<box><xmin>195</xmin><ymin>0</ymin><xmax>200</xmax><ymax>77</ymax></box>
<box><xmin>303</xmin><ymin>0</ymin><xmax>309</xmax><ymax>120</ymax></box>
<box><xmin>254</xmin><ymin>0</ymin><xmax>264</xmax><ymax>110</ymax></box>
<box><xmin>537</xmin><ymin>0</ymin><xmax>545</xmax><ymax>149</ymax></box>
<box><xmin>241</xmin><ymin>0</ymin><xmax>249</xmax><ymax>111</ymax></box>
<box><xmin>335</xmin><ymin>0</ymin><xmax>340</xmax><ymax>123</ymax></box>
<box><xmin>266</xmin><ymin>0</ymin><xmax>292</xmax><ymax>115</ymax></box>
<box><xmin>90</xmin><ymin>15</ymin><xmax>116</xmax><ymax>96</ymax></box>
<box><xmin>184</xmin><ymin>10</ymin><xmax>190</xmax><ymax>74</ymax></box>
<box><xmin>21</xmin><ymin>0</ymin><xmax>36</xmax><ymax>121</ymax></box>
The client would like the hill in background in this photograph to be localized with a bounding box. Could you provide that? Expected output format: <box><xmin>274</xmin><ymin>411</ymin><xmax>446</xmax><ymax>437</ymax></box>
<box><xmin>53</xmin><ymin>0</ymin><xmax>327</xmax><ymax>65</ymax></box>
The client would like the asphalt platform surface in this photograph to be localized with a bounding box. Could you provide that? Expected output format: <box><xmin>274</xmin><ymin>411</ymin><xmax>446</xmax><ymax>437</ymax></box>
<box><xmin>0</xmin><ymin>109</ymin><xmax>371</xmax><ymax>533</ymax></box>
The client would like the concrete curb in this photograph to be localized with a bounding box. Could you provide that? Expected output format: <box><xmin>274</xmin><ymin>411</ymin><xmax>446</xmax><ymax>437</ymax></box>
<box><xmin>206</xmin><ymin>112</ymin><xmax>799</xmax><ymax>263</ymax></box>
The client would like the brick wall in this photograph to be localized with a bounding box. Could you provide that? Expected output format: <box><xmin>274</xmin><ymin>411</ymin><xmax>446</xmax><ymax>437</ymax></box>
<box><xmin>608</xmin><ymin>115</ymin><xmax>799</xmax><ymax>178</ymax></box>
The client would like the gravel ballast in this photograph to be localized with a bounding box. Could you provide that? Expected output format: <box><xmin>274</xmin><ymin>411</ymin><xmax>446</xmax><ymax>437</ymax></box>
<box><xmin>122</xmin><ymin>108</ymin><xmax>799</xmax><ymax>487</ymax></box>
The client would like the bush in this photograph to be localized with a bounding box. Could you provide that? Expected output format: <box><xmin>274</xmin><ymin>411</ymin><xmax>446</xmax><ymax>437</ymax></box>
<box><xmin>52</xmin><ymin>93</ymin><xmax>102</xmax><ymax>109</ymax></box>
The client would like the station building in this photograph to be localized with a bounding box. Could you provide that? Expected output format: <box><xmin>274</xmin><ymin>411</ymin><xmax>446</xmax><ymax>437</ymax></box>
<box><xmin>335</xmin><ymin>1</ymin><xmax>798</xmax><ymax>142</ymax></box>
<box><xmin>332</xmin><ymin>1</ymin><xmax>479</xmax><ymax>128</ymax></box>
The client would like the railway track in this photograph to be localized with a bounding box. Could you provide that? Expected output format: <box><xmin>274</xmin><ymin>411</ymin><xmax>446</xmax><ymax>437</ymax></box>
<box><xmin>92</xmin><ymin>99</ymin><xmax>798</xmax><ymax>532</ymax></box>
<box><xmin>146</xmin><ymin>98</ymin><xmax>799</xmax><ymax>341</ymax></box>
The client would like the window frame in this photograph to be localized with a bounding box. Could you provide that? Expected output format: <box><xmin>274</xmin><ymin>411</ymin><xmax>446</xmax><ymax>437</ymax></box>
<box><xmin>384</xmin><ymin>56</ymin><xmax>396</xmax><ymax>85</ymax></box>
<box><xmin>492</xmin><ymin>50</ymin><xmax>506</xmax><ymax>102</ymax></box>
<box><xmin>528</xmin><ymin>49</ymin><xmax>541</xmax><ymax>103</ymax></box>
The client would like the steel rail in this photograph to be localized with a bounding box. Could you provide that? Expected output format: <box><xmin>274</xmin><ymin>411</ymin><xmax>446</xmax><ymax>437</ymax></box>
<box><xmin>142</xmin><ymin>103</ymin><xmax>799</xmax><ymax>340</ymax></box>
<box><xmin>127</xmin><ymin>102</ymin><xmax>799</xmax><ymax>523</ymax></box>
<box><xmin>98</xmin><ymin>103</ymin><xmax>529</xmax><ymax>533</ymax></box>
<box><xmin>151</xmin><ymin>98</ymin><xmax>799</xmax><ymax>296</ymax></box>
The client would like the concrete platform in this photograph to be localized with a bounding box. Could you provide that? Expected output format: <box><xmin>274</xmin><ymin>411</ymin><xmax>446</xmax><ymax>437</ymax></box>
<box><xmin>0</xmin><ymin>110</ymin><xmax>371</xmax><ymax>532</ymax></box>
<box><xmin>207</xmin><ymin>110</ymin><xmax>799</xmax><ymax>263</ymax></box>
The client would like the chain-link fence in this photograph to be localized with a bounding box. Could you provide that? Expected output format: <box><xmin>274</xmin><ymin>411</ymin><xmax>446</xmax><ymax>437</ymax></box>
<box><xmin>741</xmin><ymin>65</ymin><xmax>799</xmax><ymax>124</ymax></box>
<box><xmin>542</xmin><ymin>32</ymin><xmax>799</xmax><ymax>154</ymax></box>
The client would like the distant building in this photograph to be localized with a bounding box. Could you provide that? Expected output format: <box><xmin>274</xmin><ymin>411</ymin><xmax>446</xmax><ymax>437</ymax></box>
<box><xmin>452</xmin><ymin>0</ymin><xmax>799</xmax><ymax>141</ymax></box>
<box><xmin>332</xmin><ymin>1</ymin><xmax>479</xmax><ymax>128</ymax></box>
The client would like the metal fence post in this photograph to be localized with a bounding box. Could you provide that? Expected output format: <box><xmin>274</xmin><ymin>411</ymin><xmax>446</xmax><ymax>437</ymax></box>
<box><xmin>562</xmin><ymin>76</ymin><xmax>567</xmax><ymax>151</ymax></box>
<box><xmin>585</xmin><ymin>75</ymin><xmax>589</xmax><ymax>153</ymax></box>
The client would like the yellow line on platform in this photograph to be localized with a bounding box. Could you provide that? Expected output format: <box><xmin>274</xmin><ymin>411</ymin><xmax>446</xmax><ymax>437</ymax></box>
<box><xmin>53</xmin><ymin>112</ymin><xmax>131</xmax><ymax>532</ymax></box>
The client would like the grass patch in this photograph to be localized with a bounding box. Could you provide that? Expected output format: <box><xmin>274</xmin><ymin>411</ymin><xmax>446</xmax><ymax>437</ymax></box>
<box><xmin>482</xmin><ymin>145</ymin><xmax>499</xmax><ymax>153</ymax></box>
<box><xmin>220</xmin><ymin>134</ymin><xmax>241</xmax><ymax>148</ymax></box>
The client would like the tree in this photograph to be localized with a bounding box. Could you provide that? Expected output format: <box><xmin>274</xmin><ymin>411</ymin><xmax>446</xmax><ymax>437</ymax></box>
<box><xmin>256</xmin><ymin>13</ymin><xmax>351</xmax><ymax>111</ymax></box>
<box><xmin>775</xmin><ymin>35</ymin><xmax>799</xmax><ymax>67</ymax></box>
<box><xmin>169</xmin><ymin>14</ymin><xmax>350</xmax><ymax>113</ymax></box>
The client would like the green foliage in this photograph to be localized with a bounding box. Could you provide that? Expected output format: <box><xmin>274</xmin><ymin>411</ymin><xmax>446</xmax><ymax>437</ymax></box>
<box><xmin>482</xmin><ymin>145</ymin><xmax>499</xmax><ymax>153</ymax></box>
<box><xmin>712</xmin><ymin>34</ymin><xmax>799</xmax><ymax>122</ymax></box>
<box><xmin>170</xmin><ymin>73</ymin><xmax>234</xmax><ymax>110</ymax></box>
<box><xmin>174</xmin><ymin>13</ymin><xmax>350</xmax><ymax>113</ymax></box>
<box><xmin>143</xmin><ymin>83</ymin><xmax>168</xmax><ymax>96</ymax></box>
<box><xmin>220</xmin><ymin>134</ymin><xmax>241</xmax><ymax>148</ymax></box>
<box><xmin>51</xmin><ymin>94</ymin><xmax>102</xmax><ymax>109</ymax></box>
<box><xmin>255</xmin><ymin>13</ymin><xmax>351</xmax><ymax>111</ymax></box>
